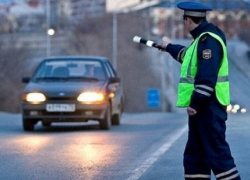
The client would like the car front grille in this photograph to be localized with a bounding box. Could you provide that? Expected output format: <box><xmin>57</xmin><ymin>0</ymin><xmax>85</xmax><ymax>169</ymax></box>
<box><xmin>46</xmin><ymin>97</ymin><xmax>76</xmax><ymax>101</ymax></box>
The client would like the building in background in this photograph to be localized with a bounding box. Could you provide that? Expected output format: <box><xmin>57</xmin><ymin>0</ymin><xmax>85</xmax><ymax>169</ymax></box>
<box><xmin>0</xmin><ymin>0</ymin><xmax>44</xmax><ymax>33</ymax></box>
<box><xmin>71</xmin><ymin>0</ymin><xmax>106</xmax><ymax>22</ymax></box>
<box><xmin>57</xmin><ymin>1</ymin><xmax>72</xmax><ymax>18</ymax></box>
<box><xmin>0</xmin><ymin>0</ymin><xmax>107</xmax><ymax>33</ymax></box>
<box><xmin>0</xmin><ymin>0</ymin><xmax>249</xmax><ymax>38</ymax></box>
<box><xmin>0</xmin><ymin>0</ymin><xmax>44</xmax><ymax>15</ymax></box>
<box><xmin>151</xmin><ymin>0</ymin><xmax>250</xmax><ymax>39</ymax></box>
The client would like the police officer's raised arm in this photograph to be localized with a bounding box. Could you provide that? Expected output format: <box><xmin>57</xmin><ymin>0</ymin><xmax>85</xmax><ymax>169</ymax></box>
<box><xmin>155</xmin><ymin>43</ymin><xmax>187</xmax><ymax>63</ymax></box>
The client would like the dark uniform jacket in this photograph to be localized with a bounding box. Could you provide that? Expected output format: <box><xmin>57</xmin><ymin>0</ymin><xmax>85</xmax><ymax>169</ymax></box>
<box><xmin>166</xmin><ymin>20</ymin><xmax>227</xmax><ymax>112</ymax></box>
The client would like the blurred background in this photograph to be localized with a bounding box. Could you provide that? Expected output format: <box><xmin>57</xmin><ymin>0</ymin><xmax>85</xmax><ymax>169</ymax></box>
<box><xmin>0</xmin><ymin>0</ymin><xmax>249</xmax><ymax>113</ymax></box>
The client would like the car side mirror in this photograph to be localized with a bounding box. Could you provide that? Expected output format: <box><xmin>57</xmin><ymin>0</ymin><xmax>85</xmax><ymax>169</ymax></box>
<box><xmin>108</xmin><ymin>77</ymin><xmax>121</xmax><ymax>92</ymax></box>
<box><xmin>109</xmin><ymin>77</ymin><xmax>120</xmax><ymax>83</ymax></box>
<box><xmin>22</xmin><ymin>77</ymin><xmax>30</xmax><ymax>83</ymax></box>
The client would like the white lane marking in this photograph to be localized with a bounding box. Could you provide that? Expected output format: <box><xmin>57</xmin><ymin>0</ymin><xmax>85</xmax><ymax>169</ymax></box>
<box><xmin>127</xmin><ymin>125</ymin><xmax>188</xmax><ymax>180</ymax></box>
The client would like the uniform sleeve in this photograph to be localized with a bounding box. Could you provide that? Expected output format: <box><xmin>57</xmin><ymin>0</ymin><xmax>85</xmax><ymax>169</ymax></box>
<box><xmin>166</xmin><ymin>44</ymin><xmax>187</xmax><ymax>63</ymax></box>
<box><xmin>189</xmin><ymin>35</ymin><xmax>223</xmax><ymax>110</ymax></box>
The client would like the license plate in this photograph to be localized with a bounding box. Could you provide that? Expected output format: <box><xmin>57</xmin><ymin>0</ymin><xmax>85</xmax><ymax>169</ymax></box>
<box><xmin>46</xmin><ymin>104</ymin><xmax>76</xmax><ymax>112</ymax></box>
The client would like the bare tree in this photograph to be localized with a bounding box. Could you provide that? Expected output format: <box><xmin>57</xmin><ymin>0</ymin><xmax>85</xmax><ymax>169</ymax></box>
<box><xmin>0</xmin><ymin>35</ymin><xmax>31</xmax><ymax>112</ymax></box>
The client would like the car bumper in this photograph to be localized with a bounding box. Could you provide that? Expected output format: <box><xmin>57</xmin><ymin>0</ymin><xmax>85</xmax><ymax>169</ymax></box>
<box><xmin>22</xmin><ymin>101</ymin><xmax>108</xmax><ymax>122</ymax></box>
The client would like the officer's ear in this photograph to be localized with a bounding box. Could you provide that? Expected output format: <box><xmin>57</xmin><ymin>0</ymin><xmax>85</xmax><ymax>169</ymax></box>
<box><xmin>186</xmin><ymin>17</ymin><xmax>193</xmax><ymax>25</ymax></box>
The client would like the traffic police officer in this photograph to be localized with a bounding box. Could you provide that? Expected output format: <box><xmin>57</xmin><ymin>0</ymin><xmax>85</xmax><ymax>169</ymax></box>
<box><xmin>156</xmin><ymin>1</ymin><xmax>241</xmax><ymax>180</ymax></box>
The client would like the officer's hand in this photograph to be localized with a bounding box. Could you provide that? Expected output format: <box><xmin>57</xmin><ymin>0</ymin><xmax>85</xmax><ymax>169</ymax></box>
<box><xmin>187</xmin><ymin>107</ymin><xmax>197</xmax><ymax>116</ymax></box>
<box><xmin>155</xmin><ymin>37</ymin><xmax>171</xmax><ymax>52</ymax></box>
<box><xmin>155</xmin><ymin>42</ymin><xmax>169</xmax><ymax>52</ymax></box>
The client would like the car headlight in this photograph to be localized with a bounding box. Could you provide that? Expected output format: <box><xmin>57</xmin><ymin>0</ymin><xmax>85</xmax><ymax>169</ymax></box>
<box><xmin>24</xmin><ymin>93</ymin><xmax>46</xmax><ymax>103</ymax></box>
<box><xmin>77</xmin><ymin>92</ymin><xmax>105</xmax><ymax>103</ymax></box>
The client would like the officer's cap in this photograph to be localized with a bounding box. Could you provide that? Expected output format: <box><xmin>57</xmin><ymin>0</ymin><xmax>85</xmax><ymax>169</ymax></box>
<box><xmin>177</xmin><ymin>1</ymin><xmax>212</xmax><ymax>18</ymax></box>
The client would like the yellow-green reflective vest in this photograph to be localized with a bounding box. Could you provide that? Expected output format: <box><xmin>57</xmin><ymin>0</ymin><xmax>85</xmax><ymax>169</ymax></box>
<box><xmin>176</xmin><ymin>32</ymin><xmax>230</xmax><ymax>107</ymax></box>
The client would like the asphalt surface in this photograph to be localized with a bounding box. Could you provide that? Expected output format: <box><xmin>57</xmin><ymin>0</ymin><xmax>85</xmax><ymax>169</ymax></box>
<box><xmin>0</xmin><ymin>111</ymin><xmax>249</xmax><ymax>180</ymax></box>
<box><xmin>138</xmin><ymin>113</ymin><xmax>250</xmax><ymax>180</ymax></box>
<box><xmin>0</xmin><ymin>112</ymin><xmax>188</xmax><ymax>180</ymax></box>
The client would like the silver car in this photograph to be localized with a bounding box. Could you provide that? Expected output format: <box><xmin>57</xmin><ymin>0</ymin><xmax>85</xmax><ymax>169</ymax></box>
<box><xmin>22</xmin><ymin>56</ymin><xmax>124</xmax><ymax>131</ymax></box>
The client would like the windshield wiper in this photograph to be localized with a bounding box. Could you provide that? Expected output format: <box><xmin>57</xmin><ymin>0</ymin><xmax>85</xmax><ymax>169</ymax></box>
<box><xmin>66</xmin><ymin>76</ymin><xmax>99</xmax><ymax>82</ymax></box>
<box><xmin>35</xmin><ymin>77</ymin><xmax>68</xmax><ymax>81</ymax></box>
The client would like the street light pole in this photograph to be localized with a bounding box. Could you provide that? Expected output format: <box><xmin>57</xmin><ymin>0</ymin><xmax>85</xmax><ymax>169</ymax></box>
<box><xmin>112</xmin><ymin>11</ymin><xmax>117</xmax><ymax>70</ymax></box>
<box><xmin>46</xmin><ymin>0</ymin><xmax>51</xmax><ymax>57</ymax></box>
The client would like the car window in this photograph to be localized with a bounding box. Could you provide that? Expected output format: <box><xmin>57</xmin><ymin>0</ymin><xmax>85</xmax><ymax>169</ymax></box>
<box><xmin>33</xmin><ymin>60</ymin><xmax>107</xmax><ymax>81</ymax></box>
<box><xmin>103</xmin><ymin>62</ymin><xmax>111</xmax><ymax>78</ymax></box>
<box><xmin>104</xmin><ymin>62</ymin><xmax>116</xmax><ymax>78</ymax></box>
<box><xmin>107</xmin><ymin>61</ymin><xmax>117</xmax><ymax>76</ymax></box>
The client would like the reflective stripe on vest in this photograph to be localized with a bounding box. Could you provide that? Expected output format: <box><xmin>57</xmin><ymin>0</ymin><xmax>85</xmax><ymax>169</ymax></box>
<box><xmin>176</xmin><ymin>32</ymin><xmax>230</xmax><ymax>107</ymax></box>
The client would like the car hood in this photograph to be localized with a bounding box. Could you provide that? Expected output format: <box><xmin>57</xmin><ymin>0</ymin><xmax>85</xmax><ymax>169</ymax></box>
<box><xmin>24</xmin><ymin>81</ymin><xmax>108</xmax><ymax>97</ymax></box>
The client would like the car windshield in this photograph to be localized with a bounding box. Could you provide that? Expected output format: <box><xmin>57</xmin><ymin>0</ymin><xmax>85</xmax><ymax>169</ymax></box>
<box><xmin>33</xmin><ymin>59</ymin><xmax>107</xmax><ymax>81</ymax></box>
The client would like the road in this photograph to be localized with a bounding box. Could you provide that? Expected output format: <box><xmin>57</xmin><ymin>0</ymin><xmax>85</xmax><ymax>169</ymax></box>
<box><xmin>0</xmin><ymin>110</ymin><xmax>249</xmax><ymax>180</ymax></box>
<box><xmin>0</xmin><ymin>112</ymin><xmax>188</xmax><ymax>180</ymax></box>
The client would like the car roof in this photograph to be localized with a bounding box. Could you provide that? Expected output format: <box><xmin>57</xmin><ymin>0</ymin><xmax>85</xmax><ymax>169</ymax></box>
<box><xmin>42</xmin><ymin>56</ymin><xmax>109</xmax><ymax>62</ymax></box>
